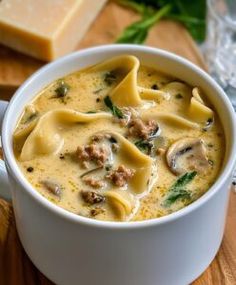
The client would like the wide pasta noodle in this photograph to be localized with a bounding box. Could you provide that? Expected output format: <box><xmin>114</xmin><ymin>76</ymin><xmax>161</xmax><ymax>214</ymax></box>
<box><xmin>106</xmin><ymin>190</ymin><xmax>135</xmax><ymax>221</ymax></box>
<box><xmin>14</xmin><ymin>119</ymin><xmax>38</xmax><ymax>153</ymax></box>
<box><xmin>188</xmin><ymin>88</ymin><xmax>214</xmax><ymax>123</ymax></box>
<box><xmin>192</xmin><ymin>87</ymin><xmax>204</xmax><ymax>103</ymax></box>
<box><xmin>19</xmin><ymin>109</ymin><xmax>154</xmax><ymax>197</ymax></box>
<box><xmin>141</xmin><ymin>112</ymin><xmax>199</xmax><ymax>129</ymax></box>
<box><xmin>90</xmin><ymin>55</ymin><xmax>142</xmax><ymax>107</ymax></box>
<box><xmin>20</xmin><ymin>109</ymin><xmax>112</xmax><ymax>161</ymax></box>
<box><xmin>161</xmin><ymin>81</ymin><xmax>192</xmax><ymax>97</ymax></box>
<box><xmin>89</xmin><ymin>55</ymin><xmax>171</xmax><ymax>106</ymax></box>
<box><xmin>138</xmin><ymin>87</ymin><xmax>169</xmax><ymax>102</ymax></box>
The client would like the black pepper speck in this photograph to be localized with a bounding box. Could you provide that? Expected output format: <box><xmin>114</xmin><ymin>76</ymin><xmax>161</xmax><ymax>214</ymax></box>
<box><xmin>27</xmin><ymin>167</ymin><xmax>34</xmax><ymax>172</ymax></box>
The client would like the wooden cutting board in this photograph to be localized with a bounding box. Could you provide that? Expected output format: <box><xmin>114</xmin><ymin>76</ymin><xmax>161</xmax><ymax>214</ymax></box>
<box><xmin>0</xmin><ymin>0</ymin><xmax>206</xmax><ymax>93</ymax></box>
<box><xmin>0</xmin><ymin>1</ymin><xmax>235</xmax><ymax>285</ymax></box>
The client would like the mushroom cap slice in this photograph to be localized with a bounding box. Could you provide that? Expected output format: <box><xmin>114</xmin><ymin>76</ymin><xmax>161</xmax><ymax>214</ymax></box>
<box><xmin>166</xmin><ymin>138</ymin><xmax>210</xmax><ymax>175</ymax></box>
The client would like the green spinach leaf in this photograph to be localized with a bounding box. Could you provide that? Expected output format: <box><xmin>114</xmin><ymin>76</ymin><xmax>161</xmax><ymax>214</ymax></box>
<box><xmin>164</xmin><ymin>189</ymin><xmax>191</xmax><ymax>206</ymax></box>
<box><xmin>163</xmin><ymin>171</ymin><xmax>197</xmax><ymax>207</ymax></box>
<box><xmin>134</xmin><ymin>139</ymin><xmax>153</xmax><ymax>154</ymax></box>
<box><xmin>104</xmin><ymin>96</ymin><xmax>124</xmax><ymax>119</ymax></box>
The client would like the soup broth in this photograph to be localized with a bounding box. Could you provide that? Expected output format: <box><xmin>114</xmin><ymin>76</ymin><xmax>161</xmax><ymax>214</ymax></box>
<box><xmin>13</xmin><ymin>55</ymin><xmax>225</xmax><ymax>222</ymax></box>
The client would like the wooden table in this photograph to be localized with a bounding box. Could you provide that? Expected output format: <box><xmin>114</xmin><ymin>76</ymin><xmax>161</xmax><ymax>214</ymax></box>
<box><xmin>0</xmin><ymin>2</ymin><xmax>235</xmax><ymax>284</ymax></box>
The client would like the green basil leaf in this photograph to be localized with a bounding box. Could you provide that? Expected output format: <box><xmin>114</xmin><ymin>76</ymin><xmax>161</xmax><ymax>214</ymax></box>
<box><xmin>116</xmin><ymin>0</ymin><xmax>206</xmax><ymax>43</ymax></box>
<box><xmin>116</xmin><ymin>4</ymin><xmax>172</xmax><ymax>44</ymax></box>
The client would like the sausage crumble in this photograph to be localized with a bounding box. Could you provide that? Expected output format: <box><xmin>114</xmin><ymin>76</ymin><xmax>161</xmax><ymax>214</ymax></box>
<box><xmin>76</xmin><ymin>144</ymin><xmax>109</xmax><ymax>168</ymax></box>
<box><xmin>81</xmin><ymin>191</ymin><xmax>105</xmax><ymax>204</ymax></box>
<box><xmin>128</xmin><ymin>118</ymin><xmax>158</xmax><ymax>140</ymax></box>
<box><xmin>83</xmin><ymin>177</ymin><xmax>105</xmax><ymax>188</ymax></box>
<box><xmin>106</xmin><ymin>165</ymin><xmax>135</xmax><ymax>187</ymax></box>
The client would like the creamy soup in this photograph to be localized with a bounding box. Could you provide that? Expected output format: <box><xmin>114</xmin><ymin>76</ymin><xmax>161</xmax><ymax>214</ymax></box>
<box><xmin>13</xmin><ymin>55</ymin><xmax>225</xmax><ymax>222</ymax></box>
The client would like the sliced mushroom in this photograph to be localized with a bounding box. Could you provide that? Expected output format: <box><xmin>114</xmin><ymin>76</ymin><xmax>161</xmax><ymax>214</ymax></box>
<box><xmin>41</xmin><ymin>180</ymin><xmax>61</xmax><ymax>197</ymax></box>
<box><xmin>203</xmin><ymin>117</ymin><xmax>214</xmax><ymax>131</ymax></box>
<box><xmin>80</xmin><ymin>166</ymin><xmax>103</xmax><ymax>178</ymax></box>
<box><xmin>166</xmin><ymin>138</ymin><xmax>210</xmax><ymax>175</ymax></box>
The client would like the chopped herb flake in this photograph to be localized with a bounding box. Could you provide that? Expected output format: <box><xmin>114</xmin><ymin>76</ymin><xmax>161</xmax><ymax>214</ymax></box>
<box><xmin>104</xmin><ymin>71</ymin><xmax>117</xmax><ymax>86</ymax></box>
<box><xmin>93</xmin><ymin>88</ymin><xmax>104</xmax><ymax>94</ymax></box>
<box><xmin>207</xmin><ymin>118</ymin><xmax>213</xmax><ymax>124</ymax></box>
<box><xmin>105</xmin><ymin>165</ymin><xmax>112</xmax><ymax>171</ymax></box>
<box><xmin>175</xmin><ymin>93</ymin><xmax>183</xmax><ymax>99</ymax></box>
<box><xmin>151</xmin><ymin>84</ymin><xmax>159</xmax><ymax>90</ymax></box>
<box><xmin>54</xmin><ymin>81</ymin><xmax>70</xmax><ymax>99</ymax></box>
<box><xmin>208</xmin><ymin>159</ymin><xmax>214</xmax><ymax>166</ymax></box>
<box><xmin>23</xmin><ymin>112</ymin><xmax>38</xmax><ymax>124</ymax></box>
<box><xmin>109</xmin><ymin>136</ymin><xmax>118</xmax><ymax>143</ymax></box>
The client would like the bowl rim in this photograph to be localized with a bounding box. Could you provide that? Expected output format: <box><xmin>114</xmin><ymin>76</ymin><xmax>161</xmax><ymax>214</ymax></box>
<box><xmin>2</xmin><ymin>44</ymin><xmax>236</xmax><ymax>229</ymax></box>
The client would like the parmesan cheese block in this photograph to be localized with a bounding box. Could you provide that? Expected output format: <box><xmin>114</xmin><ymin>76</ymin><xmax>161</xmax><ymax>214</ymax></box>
<box><xmin>0</xmin><ymin>0</ymin><xmax>107</xmax><ymax>61</ymax></box>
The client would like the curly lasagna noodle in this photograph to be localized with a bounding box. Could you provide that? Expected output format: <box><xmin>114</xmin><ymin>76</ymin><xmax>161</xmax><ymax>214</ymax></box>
<box><xmin>13</xmin><ymin>55</ymin><xmax>225</xmax><ymax>221</ymax></box>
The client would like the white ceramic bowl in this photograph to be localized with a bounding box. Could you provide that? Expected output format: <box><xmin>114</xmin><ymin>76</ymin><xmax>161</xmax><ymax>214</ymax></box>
<box><xmin>1</xmin><ymin>45</ymin><xmax>236</xmax><ymax>285</ymax></box>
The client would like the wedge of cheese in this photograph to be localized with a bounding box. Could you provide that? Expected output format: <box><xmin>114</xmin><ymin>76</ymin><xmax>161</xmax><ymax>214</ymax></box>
<box><xmin>0</xmin><ymin>0</ymin><xmax>107</xmax><ymax>61</ymax></box>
